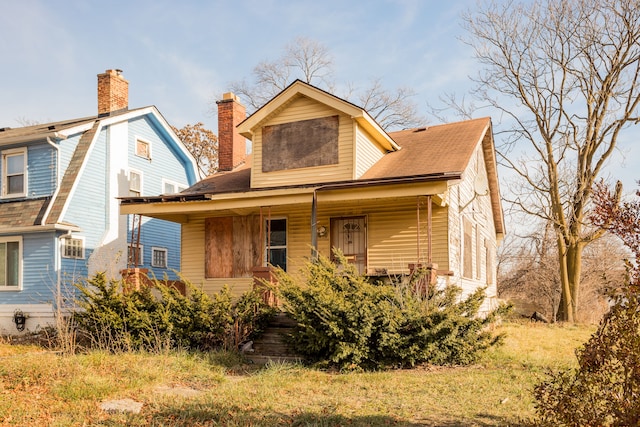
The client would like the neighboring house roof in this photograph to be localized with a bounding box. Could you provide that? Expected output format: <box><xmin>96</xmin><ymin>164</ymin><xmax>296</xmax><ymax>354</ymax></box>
<box><xmin>0</xmin><ymin>106</ymin><xmax>198</xmax><ymax>234</ymax></box>
<box><xmin>0</xmin><ymin>198</ymin><xmax>50</xmax><ymax>229</ymax></box>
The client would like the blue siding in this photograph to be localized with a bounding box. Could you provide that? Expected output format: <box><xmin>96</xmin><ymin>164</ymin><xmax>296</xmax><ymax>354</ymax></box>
<box><xmin>28</xmin><ymin>144</ymin><xmax>56</xmax><ymax>197</ymax></box>
<box><xmin>125</xmin><ymin>115</ymin><xmax>194</xmax><ymax>281</ymax></box>
<box><xmin>58</xmin><ymin>133</ymin><xmax>82</xmax><ymax>175</ymax></box>
<box><xmin>63</xmin><ymin>129</ymin><xmax>107</xmax><ymax>272</ymax></box>
<box><xmin>1</xmin><ymin>232</ymin><xmax>55</xmax><ymax>305</ymax></box>
<box><xmin>0</xmin><ymin>111</ymin><xmax>196</xmax><ymax>312</ymax></box>
<box><xmin>128</xmin><ymin>116</ymin><xmax>194</xmax><ymax>195</ymax></box>
<box><xmin>130</xmin><ymin>216</ymin><xmax>181</xmax><ymax>280</ymax></box>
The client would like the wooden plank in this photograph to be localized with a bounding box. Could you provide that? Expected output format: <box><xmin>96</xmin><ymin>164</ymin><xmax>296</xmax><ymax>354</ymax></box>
<box><xmin>205</xmin><ymin>217</ymin><xmax>233</xmax><ymax>278</ymax></box>
<box><xmin>233</xmin><ymin>215</ymin><xmax>260</xmax><ymax>277</ymax></box>
<box><xmin>262</xmin><ymin>115</ymin><xmax>339</xmax><ymax>172</ymax></box>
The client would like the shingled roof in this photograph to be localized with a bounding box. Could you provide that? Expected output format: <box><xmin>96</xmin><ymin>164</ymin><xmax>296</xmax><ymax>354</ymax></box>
<box><xmin>364</xmin><ymin>117</ymin><xmax>492</xmax><ymax>179</ymax></box>
<box><xmin>168</xmin><ymin>118</ymin><xmax>491</xmax><ymax>199</ymax></box>
<box><xmin>0</xmin><ymin>198</ymin><xmax>50</xmax><ymax>229</ymax></box>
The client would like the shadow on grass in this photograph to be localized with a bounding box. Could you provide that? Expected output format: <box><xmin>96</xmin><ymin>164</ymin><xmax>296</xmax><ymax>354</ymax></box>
<box><xmin>100</xmin><ymin>402</ymin><xmax>521</xmax><ymax>427</ymax></box>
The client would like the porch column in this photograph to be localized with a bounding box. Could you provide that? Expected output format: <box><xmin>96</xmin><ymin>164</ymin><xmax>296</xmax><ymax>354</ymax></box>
<box><xmin>311</xmin><ymin>190</ymin><xmax>318</xmax><ymax>260</ymax></box>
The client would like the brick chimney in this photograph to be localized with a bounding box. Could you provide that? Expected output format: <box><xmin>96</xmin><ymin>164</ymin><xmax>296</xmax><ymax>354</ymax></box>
<box><xmin>97</xmin><ymin>69</ymin><xmax>128</xmax><ymax>116</ymax></box>
<box><xmin>216</xmin><ymin>92</ymin><xmax>246</xmax><ymax>171</ymax></box>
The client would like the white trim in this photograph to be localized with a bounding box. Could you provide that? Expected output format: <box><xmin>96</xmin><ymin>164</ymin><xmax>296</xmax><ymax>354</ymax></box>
<box><xmin>42</xmin><ymin>122</ymin><xmax>102</xmax><ymax>224</ymax></box>
<box><xmin>161</xmin><ymin>178</ymin><xmax>187</xmax><ymax>195</ymax></box>
<box><xmin>151</xmin><ymin>247</ymin><xmax>168</xmax><ymax>268</ymax></box>
<box><xmin>264</xmin><ymin>217</ymin><xmax>287</xmax><ymax>271</ymax></box>
<box><xmin>61</xmin><ymin>235</ymin><xmax>85</xmax><ymax>259</ymax></box>
<box><xmin>135</xmin><ymin>137</ymin><xmax>152</xmax><ymax>160</ymax></box>
<box><xmin>129</xmin><ymin>168</ymin><xmax>143</xmax><ymax>197</ymax></box>
<box><xmin>1</xmin><ymin>147</ymin><xmax>27</xmax><ymax>198</ymax></box>
<box><xmin>0</xmin><ymin>235</ymin><xmax>22</xmax><ymax>291</ymax></box>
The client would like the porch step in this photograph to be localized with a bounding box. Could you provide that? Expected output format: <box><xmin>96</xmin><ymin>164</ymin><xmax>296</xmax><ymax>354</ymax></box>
<box><xmin>245</xmin><ymin>313</ymin><xmax>304</xmax><ymax>365</ymax></box>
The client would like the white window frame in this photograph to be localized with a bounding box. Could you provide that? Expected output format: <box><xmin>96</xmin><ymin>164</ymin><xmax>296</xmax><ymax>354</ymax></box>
<box><xmin>162</xmin><ymin>179</ymin><xmax>187</xmax><ymax>195</ymax></box>
<box><xmin>129</xmin><ymin>169</ymin><xmax>143</xmax><ymax>197</ymax></box>
<box><xmin>2</xmin><ymin>148</ymin><xmax>27</xmax><ymax>198</ymax></box>
<box><xmin>0</xmin><ymin>236</ymin><xmax>22</xmax><ymax>290</ymax></box>
<box><xmin>61</xmin><ymin>236</ymin><xmax>85</xmax><ymax>259</ymax></box>
<box><xmin>135</xmin><ymin>138</ymin><xmax>152</xmax><ymax>159</ymax></box>
<box><xmin>265</xmin><ymin>217</ymin><xmax>287</xmax><ymax>271</ymax></box>
<box><xmin>128</xmin><ymin>244</ymin><xmax>144</xmax><ymax>266</ymax></box>
<box><xmin>151</xmin><ymin>247</ymin><xmax>168</xmax><ymax>268</ymax></box>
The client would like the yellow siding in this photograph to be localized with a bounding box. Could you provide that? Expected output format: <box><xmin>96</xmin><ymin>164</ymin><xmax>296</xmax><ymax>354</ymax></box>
<box><xmin>354</xmin><ymin>125</ymin><xmax>386</xmax><ymax>179</ymax></box>
<box><xmin>179</xmin><ymin>195</ymin><xmax>451</xmax><ymax>297</ymax></box>
<box><xmin>251</xmin><ymin>96</ymin><xmax>354</xmax><ymax>188</ymax></box>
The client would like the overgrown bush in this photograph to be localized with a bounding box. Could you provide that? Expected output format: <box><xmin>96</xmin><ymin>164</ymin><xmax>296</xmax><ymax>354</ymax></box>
<box><xmin>276</xmin><ymin>250</ymin><xmax>508</xmax><ymax>371</ymax></box>
<box><xmin>73</xmin><ymin>273</ymin><xmax>277</xmax><ymax>353</ymax></box>
<box><xmin>533</xmin><ymin>182</ymin><xmax>640</xmax><ymax>426</ymax></box>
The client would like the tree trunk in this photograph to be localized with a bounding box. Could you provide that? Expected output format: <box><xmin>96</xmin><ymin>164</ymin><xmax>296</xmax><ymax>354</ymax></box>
<box><xmin>557</xmin><ymin>236</ymin><xmax>574</xmax><ymax>323</ymax></box>
<box><xmin>556</xmin><ymin>237</ymin><xmax>585</xmax><ymax>323</ymax></box>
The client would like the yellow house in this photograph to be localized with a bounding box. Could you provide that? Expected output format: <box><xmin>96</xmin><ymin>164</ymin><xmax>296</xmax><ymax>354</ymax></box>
<box><xmin>120</xmin><ymin>80</ymin><xmax>505</xmax><ymax>310</ymax></box>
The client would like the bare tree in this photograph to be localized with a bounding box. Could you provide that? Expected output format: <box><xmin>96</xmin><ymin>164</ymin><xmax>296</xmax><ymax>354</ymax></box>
<box><xmin>463</xmin><ymin>0</ymin><xmax>640</xmax><ymax>321</ymax></box>
<box><xmin>172</xmin><ymin>122</ymin><xmax>218</xmax><ymax>178</ymax></box>
<box><xmin>228</xmin><ymin>36</ymin><xmax>423</xmax><ymax>131</ymax></box>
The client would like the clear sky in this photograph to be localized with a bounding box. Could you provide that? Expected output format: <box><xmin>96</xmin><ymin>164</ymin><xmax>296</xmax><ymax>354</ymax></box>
<box><xmin>1</xmin><ymin>0</ymin><xmax>637</xmax><ymax>191</ymax></box>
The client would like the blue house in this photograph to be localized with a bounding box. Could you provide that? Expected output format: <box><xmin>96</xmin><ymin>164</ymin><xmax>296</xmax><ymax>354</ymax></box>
<box><xmin>0</xmin><ymin>69</ymin><xmax>198</xmax><ymax>334</ymax></box>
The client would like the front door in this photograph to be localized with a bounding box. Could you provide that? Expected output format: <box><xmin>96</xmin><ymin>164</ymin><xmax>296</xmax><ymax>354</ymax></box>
<box><xmin>330</xmin><ymin>216</ymin><xmax>367</xmax><ymax>274</ymax></box>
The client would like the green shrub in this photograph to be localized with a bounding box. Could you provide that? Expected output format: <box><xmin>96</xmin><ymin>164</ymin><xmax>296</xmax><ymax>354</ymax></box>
<box><xmin>73</xmin><ymin>273</ymin><xmax>277</xmax><ymax>353</ymax></box>
<box><xmin>276</xmin><ymin>250</ymin><xmax>507</xmax><ymax>371</ymax></box>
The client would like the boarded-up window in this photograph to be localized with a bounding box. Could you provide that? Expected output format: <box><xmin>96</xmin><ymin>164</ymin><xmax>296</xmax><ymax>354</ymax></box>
<box><xmin>485</xmin><ymin>240</ymin><xmax>494</xmax><ymax>285</ymax></box>
<box><xmin>262</xmin><ymin>115</ymin><xmax>339</xmax><ymax>172</ymax></box>
<box><xmin>463</xmin><ymin>218</ymin><xmax>473</xmax><ymax>279</ymax></box>
<box><xmin>205</xmin><ymin>216</ymin><xmax>260</xmax><ymax>278</ymax></box>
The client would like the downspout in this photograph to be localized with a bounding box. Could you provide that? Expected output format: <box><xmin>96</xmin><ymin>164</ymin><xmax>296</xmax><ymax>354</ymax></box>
<box><xmin>42</xmin><ymin>137</ymin><xmax>62</xmax><ymax>225</ymax></box>
<box><xmin>311</xmin><ymin>190</ymin><xmax>318</xmax><ymax>261</ymax></box>
<box><xmin>45</xmin><ymin>137</ymin><xmax>62</xmax><ymax>319</ymax></box>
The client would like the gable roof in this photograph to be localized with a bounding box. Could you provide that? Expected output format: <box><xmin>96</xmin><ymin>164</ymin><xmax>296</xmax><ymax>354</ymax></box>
<box><xmin>237</xmin><ymin>80</ymin><xmax>399</xmax><ymax>152</ymax></box>
<box><xmin>0</xmin><ymin>106</ymin><xmax>198</xmax><ymax>233</ymax></box>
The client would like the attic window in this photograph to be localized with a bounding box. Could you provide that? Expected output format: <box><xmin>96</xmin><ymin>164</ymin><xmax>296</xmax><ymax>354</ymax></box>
<box><xmin>135</xmin><ymin>139</ymin><xmax>151</xmax><ymax>159</ymax></box>
<box><xmin>262</xmin><ymin>115</ymin><xmax>339</xmax><ymax>172</ymax></box>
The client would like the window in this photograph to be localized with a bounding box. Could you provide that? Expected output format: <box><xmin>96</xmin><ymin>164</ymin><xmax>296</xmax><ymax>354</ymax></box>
<box><xmin>62</xmin><ymin>237</ymin><xmax>84</xmax><ymax>259</ymax></box>
<box><xmin>128</xmin><ymin>244</ymin><xmax>143</xmax><ymax>266</ymax></box>
<box><xmin>162</xmin><ymin>180</ymin><xmax>187</xmax><ymax>195</ymax></box>
<box><xmin>463</xmin><ymin>218</ymin><xmax>473</xmax><ymax>279</ymax></box>
<box><xmin>135</xmin><ymin>139</ymin><xmax>151</xmax><ymax>159</ymax></box>
<box><xmin>0</xmin><ymin>237</ymin><xmax>21</xmax><ymax>289</ymax></box>
<box><xmin>129</xmin><ymin>170</ymin><xmax>142</xmax><ymax>196</ymax></box>
<box><xmin>2</xmin><ymin>148</ymin><xmax>26</xmax><ymax>198</ymax></box>
<box><xmin>151</xmin><ymin>247</ymin><xmax>167</xmax><ymax>268</ymax></box>
<box><xmin>265</xmin><ymin>218</ymin><xmax>287</xmax><ymax>271</ymax></box>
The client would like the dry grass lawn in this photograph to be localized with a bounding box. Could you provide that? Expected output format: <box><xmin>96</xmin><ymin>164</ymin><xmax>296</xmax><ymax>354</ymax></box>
<box><xmin>0</xmin><ymin>321</ymin><xmax>595</xmax><ymax>426</ymax></box>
